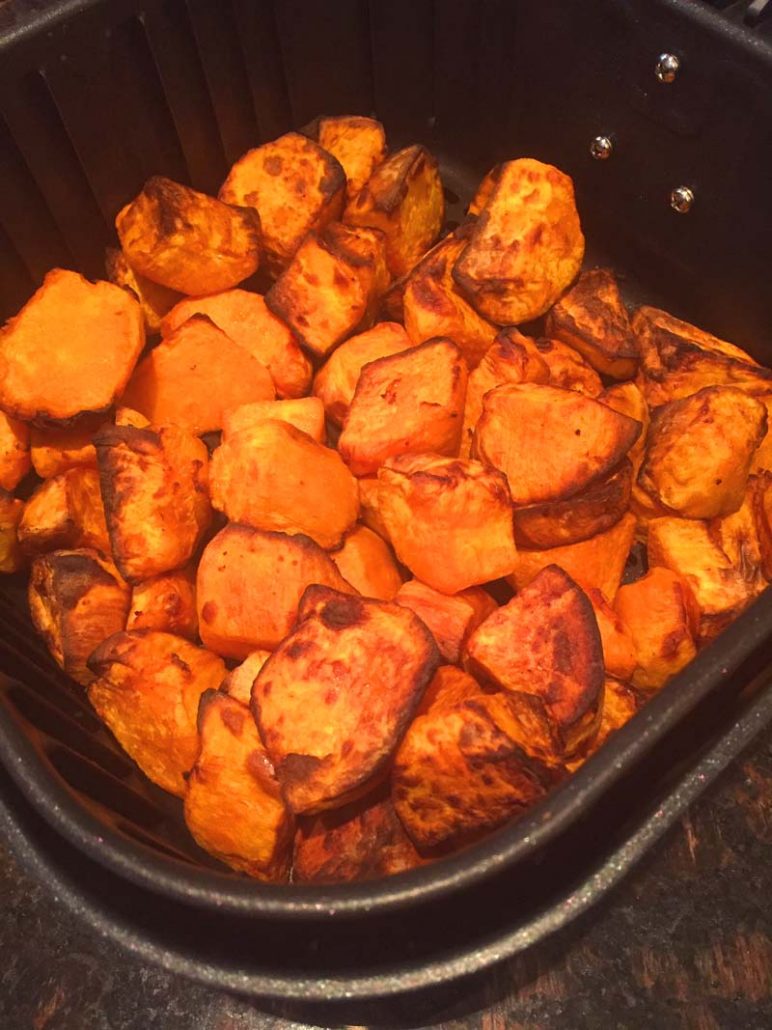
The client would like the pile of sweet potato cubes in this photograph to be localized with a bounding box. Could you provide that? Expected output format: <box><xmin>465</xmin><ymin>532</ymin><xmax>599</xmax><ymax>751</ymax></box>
<box><xmin>0</xmin><ymin>115</ymin><xmax>770</xmax><ymax>884</ymax></box>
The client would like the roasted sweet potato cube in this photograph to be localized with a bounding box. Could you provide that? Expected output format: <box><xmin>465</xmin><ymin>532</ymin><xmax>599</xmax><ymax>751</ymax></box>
<box><xmin>467</xmin><ymin>164</ymin><xmax>503</xmax><ymax>216</ymax></box>
<box><xmin>376</xmin><ymin>454</ymin><xmax>518</xmax><ymax>594</ymax></box>
<box><xmin>160</xmin><ymin>290</ymin><xmax>311</xmax><ymax>399</ymax></box>
<box><xmin>313</xmin><ymin>321</ymin><xmax>413</xmax><ymax>426</ymax></box>
<box><xmin>414</xmin><ymin>664</ymin><xmax>484</xmax><ymax>718</ymax></box>
<box><xmin>545</xmin><ymin>268</ymin><xmax>638</xmax><ymax>379</ymax></box>
<box><xmin>395</xmin><ymin>580</ymin><xmax>496</xmax><ymax>664</ymax></box>
<box><xmin>18</xmin><ymin>467</ymin><xmax>110</xmax><ymax>557</ymax></box>
<box><xmin>358</xmin><ymin>476</ymin><xmax>391</xmax><ymax>541</ymax></box>
<box><xmin>29</xmin><ymin>550</ymin><xmax>130</xmax><ymax>685</ymax></box>
<box><xmin>601</xmin><ymin>382</ymin><xmax>649</xmax><ymax>479</ymax></box>
<box><xmin>222</xmin><ymin>397</ymin><xmax>325</xmax><ymax>444</ymax></box>
<box><xmin>533</xmin><ymin>337</ymin><xmax>603</xmax><ymax>397</ymax></box>
<box><xmin>585</xmin><ymin>587</ymin><xmax>637</xmax><ymax>682</ymax></box>
<box><xmin>265</xmin><ymin>223</ymin><xmax>388</xmax><ymax>358</ymax></box>
<box><xmin>392</xmin><ymin>692</ymin><xmax>562</xmax><ymax>851</ymax></box>
<box><xmin>317</xmin><ymin>115</ymin><xmax>387</xmax><ymax>203</ymax></box>
<box><xmin>197</xmin><ymin>525</ymin><xmax>355</xmax><ymax>659</ymax></box>
<box><xmin>220</xmin><ymin>649</ymin><xmax>271</xmax><ymax>706</ymax></box>
<box><xmin>473</xmin><ymin>383</ymin><xmax>640</xmax><ymax>507</ymax></box>
<box><xmin>29</xmin><ymin>417</ymin><xmax>102</xmax><ymax>480</ymax></box>
<box><xmin>127</xmin><ymin>566</ymin><xmax>198</xmax><ymax>639</ymax></box>
<box><xmin>88</xmin><ymin>631</ymin><xmax>225</xmax><ymax>795</ymax></box>
<box><xmin>105</xmin><ymin>246</ymin><xmax>180</xmax><ymax>334</ymax></box>
<box><xmin>453</xmin><ymin>159</ymin><xmax>584</xmax><ymax>325</ymax></box>
<box><xmin>338</xmin><ymin>338</ymin><xmax>468</xmax><ymax>476</ymax></box>
<box><xmin>0</xmin><ymin>269</ymin><xmax>144</xmax><ymax>424</ymax></box>
<box><xmin>567</xmin><ymin>677</ymin><xmax>641</xmax><ymax>771</ymax></box>
<box><xmin>615</xmin><ymin>567</ymin><xmax>699</xmax><ymax>690</ymax></box>
<box><xmin>184</xmin><ymin>691</ymin><xmax>293</xmax><ymax>879</ymax></box>
<box><xmin>116</xmin><ymin>177</ymin><xmax>261</xmax><ymax>295</ymax></box>
<box><xmin>95</xmin><ymin>423</ymin><xmax>211</xmax><ymax>584</ymax></box>
<box><xmin>709</xmin><ymin>479</ymin><xmax>768</xmax><ymax>596</ymax></box>
<box><xmin>0</xmin><ymin>490</ymin><xmax>24</xmax><ymax>574</ymax></box>
<box><xmin>253</xmin><ymin>586</ymin><xmax>439</xmax><ymax>814</ymax></box>
<box><xmin>0</xmin><ymin>411</ymin><xmax>30</xmax><ymax>491</ymax></box>
<box><xmin>637</xmin><ymin>386</ymin><xmax>766</xmax><ymax>519</ymax></box>
<box><xmin>330</xmin><ymin>525</ymin><xmax>403</xmax><ymax>600</ymax></box>
<box><xmin>465</xmin><ymin>566</ymin><xmax>604</xmax><ymax>757</ymax></box>
<box><xmin>121</xmin><ymin>315</ymin><xmax>275</xmax><ymax>435</ymax></box>
<box><xmin>752</xmin><ymin>472</ymin><xmax>772</xmax><ymax>580</ymax></box>
<box><xmin>210</xmin><ymin>420</ymin><xmax>358</xmax><ymax>549</ymax></box>
<box><xmin>219</xmin><ymin>132</ymin><xmax>345</xmax><ymax>275</ymax></box>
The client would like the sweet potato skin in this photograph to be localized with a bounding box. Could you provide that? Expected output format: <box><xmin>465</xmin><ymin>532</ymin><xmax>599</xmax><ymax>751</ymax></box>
<box><xmin>220</xmin><ymin>649</ymin><xmax>271</xmax><ymax>706</ymax></box>
<box><xmin>395</xmin><ymin>579</ymin><xmax>497</xmax><ymax>664</ymax></box>
<box><xmin>18</xmin><ymin>466</ymin><xmax>110</xmax><ymax>558</ymax></box>
<box><xmin>0</xmin><ymin>490</ymin><xmax>25</xmax><ymax>574</ymax></box>
<box><xmin>317</xmin><ymin>115</ymin><xmax>387</xmax><ymax>202</ymax></box>
<box><xmin>0</xmin><ymin>411</ymin><xmax>30</xmax><ymax>491</ymax></box>
<box><xmin>127</xmin><ymin>566</ymin><xmax>198</xmax><ymax>639</ymax></box>
<box><xmin>222</xmin><ymin>398</ymin><xmax>325</xmax><ymax>444</ymax></box>
<box><xmin>330</xmin><ymin>524</ymin><xmax>403</xmax><ymax>600</ymax></box>
<box><xmin>105</xmin><ymin>246</ymin><xmax>180</xmax><ymax>334</ymax></box>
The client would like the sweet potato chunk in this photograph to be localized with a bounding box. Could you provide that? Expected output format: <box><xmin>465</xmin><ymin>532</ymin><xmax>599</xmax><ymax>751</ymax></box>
<box><xmin>752</xmin><ymin>473</ymin><xmax>772</xmax><ymax>580</ymax></box>
<box><xmin>453</xmin><ymin>159</ymin><xmax>584</xmax><ymax>325</ymax></box>
<box><xmin>637</xmin><ymin>386</ymin><xmax>766</xmax><ymax>519</ymax></box>
<box><xmin>116</xmin><ymin>177</ymin><xmax>261</xmax><ymax>295</ymax></box>
<box><xmin>105</xmin><ymin>246</ymin><xmax>180</xmax><ymax>334</ymax></box>
<box><xmin>414</xmin><ymin>664</ymin><xmax>484</xmax><ymax>717</ymax></box>
<box><xmin>114</xmin><ymin>407</ymin><xmax>150</xmax><ymax>429</ymax></box>
<box><xmin>197</xmin><ymin>525</ymin><xmax>354</xmax><ymax>658</ymax></box>
<box><xmin>160</xmin><ymin>290</ymin><xmax>311</xmax><ymax>399</ymax></box>
<box><xmin>0</xmin><ymin>269</ymin><xmax>144</xmax><ymax>424</ymax></box>
<box><xmin>219</xmin><ymin>132</ymin><xmax>345</xmax><ymax>275</ymax></box>
<box><xmin>29</xmin><ymin>418</ymin><xmax>101</xmax><ymax>479</ymax></box>
<box><xmin>265</xmin><ymin>223</ymin><xmax>388</xmax><ymax>358</ymax></box>
<box><xmin>709</xmin><ymin>479</ymin><xmax>768</xmax><ymax>597</ymax></box>
<box><xmin>473</xmin><ymin>383</ymin><xmax>640</xmax><ymax>506</ymax></box>
<box><xmin>253</xmin><ymin>585</ymin><xmax>439</xmax><ymax>814</ymax></box>
<box><xmin>338</xmin><ymin>338</ymin><xmax>468</xmax><ymax>476</ymax></box>
<box><xmin>184</xmin><ymin>691</ymin><xmax>293</xmax><ymax>880</ymax></box>
<box><xmin>534</xmin><ymin>337</ymin><xmax>603</xmax><ymax>397</ymax></box>
<box><xmin>317</xmin><ymin>115</ymin><xmax>387</xmax><ymax>202</ymax></box>
<box><xmin>467</xmin><ymin>164</ymin><xmax>503</xmax><ymax>217</ymax></box>
<box><xmin>127</xmin><ymin>566</ymin><xmax>198</xmax><ymax>639</ymax></box>
<box><xmin>121</xmin><ymin>315</ymin><xmax>275</xmax><ymax>435</ymax></box>
<box><xmin>615</xmin><ymin>568</ymin><xmax>699</xmax><ymax>690</ymax></box>
<box><xmin>220</xmin><ymin>649</ymin><xmax>271</xmax><ymax>706</ymax></box>
<box><xmin>567</xmin><ymin>677</ymin><xmax>641</xmax><ymax>770</ymax></box>
<box><xmin>601</xmin><ymin>382</ymin><xmax>649</xmax><ymax>480</ymax></box>
<box><xmin>545</xmin><ymin>268</ymin><xmax>638</xmax><ymax>379</ymax></box>
<box><xmin>395</xmin><ymin>580</ymin><xmax>496</xmax><ymax>664</ymax></box>
<box><xmin>585</xmin><ymin>587</ymin><xmax>637</xmax><ymax>681</ymax></box>
<box><xmin>18</xmin><ymin>467</ymin><xmax>110</xmax><ymax>557</ymax></box>
<box><xmin>344</xmin><ymin>144</ymin><xmax>444</xmax><ymax>277</ymax></box>
<box><xmin>210</xmin><ymin>420</ymin><xmax>358</xmax><ymax>549</ymax></box>
<box><xmin>87</xmin><ymin>631</ymin><xmax>225</xmax><ymax>795</ymax></box>
<box><xmin>330</xmin><ymin>525</ymin><xmax>403</xmax><ymax>600</ymax></box>
<box><xmin>95</xmin><ymin>423</ymin><xmax>211</xmax><ymax>584</ymax></box>
<box><xmin>29</xmin><ymin>550</ymin><xmax>130</xmax><ymax>685</ymax></box>
<box><xmin>0</xmin><ymin>490</ymin><xmax>24</xmax><ymax>574</ymax></box>
<box><xmin>465</xmin><ymin>566</ymin><xmax>604</xmax><ymax>757</ymax></box>
<box><xmin>376</xmin><ymin>454</ymin><xmax>518</xmax><ymax>594</ymax></box>
<box><xmin>0</xmin><ymin>411</ymin><xmax>30</xmax><ymax>491</ymax></box>
<box><xmin>313</xmin><ymin>321</ymin><xmax>413</xmax><ymax>426</ymax></box>
<box><xmin>222</xmin><ymin>397</ymin><xmax>324</xmax><ymax>444</ymax></box>
<box><xmin>358</xmin><ymin>476</ymin><xmax>391</xmax><ymax>541</ymax></box>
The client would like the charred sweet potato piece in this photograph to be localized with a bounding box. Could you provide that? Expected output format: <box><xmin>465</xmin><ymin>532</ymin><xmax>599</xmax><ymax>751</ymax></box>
<box><xmin>637</xmin><ymin>386</ymin><xmax>766</xmax><ymax>520</ymax></box>
<box><xmin>473</xmin><ymin>383</ymin><xmax>640</xmax><ymax>506</ymax></box>
<box><xmin>467</xmin><ymin>164</ymin><xmax>503</xmax><ymax>217</ymax></box>
<box><xmin>567</xmin><ymin>677</ymin><xmax>641</xmax><ymax>771</ymax></box>
<box><xmin>29</xmin><ymin>550</ymin><xmax>130</xmax><ymax>685</ymax></box>
<box><xmin>313</xmin><ymin>321</ymin><xmax>413</xmax><ymax>426</ymax></box>
<box><xmin>197</xmin><ymin>525</ymin><xmax>354</xmax><ymax>658</ymax></box>
<box><xmin>709</xmin><ymin>479</ymin><xmax>768</xmax><ymax>596</ymax></box>
<box><xmin>222</xmin><ymin>397</ymin><xmax>325</xmax><ymax>444</ymax></box>
<box><xmin>265</xmin><ymin>223</ymin><xmax>388</xmax><ymax>358</ymax></box>
<box><xmin>376</xmin><ymin>453</ymin><xmax>518</xmax><ymax>594</ymax></box>
<box><xmin>752</xmin><ymin>473</ymin><xmax>772</xmax><ymax>580</ymax></box>
<box><xmin>0</xmin><ymin>269</ymin><xmax>144</xmax><ymax>424</ymax></box>
<box><xmin>414</xmin><ymin>664</ymin><xmax>484</xmax><ymax>717</ymax></box>
<box><xmin>210</xmin><ymin>420</ymin><xmax>358</xmax><ymax>549</ymax></box>
<box><xmin>0</xmin><ymin>411</ymin><xmax>30</xmax><ymax>491</ymax></box>
<box><xmin>453</xmin><ymin>159</ymin><xmax>584</xmax><ymax>325</ymax></box>
<box><xmin>395</xmin><ymin>580</ymin><xmax>496</xmax><ymax>664</ymax></box>
<box><xmin>219</xmin><ymin>132</ymin><xmax>345</xmax><ymax>275</ymax></box>
<box><xmin>465</xmin><ymin>566</ymin><xmax>604</xmax><ymax>757</ymax></box>
<box><xmin>184</xmin><ymin>691</ymin><xmax>294</xmax><ymax>879</ymax></box>
<box><xmin>614</xmin><ymin>567</ymin><xmax>699</xmax><ymax>690</ymax></box>
<box><xmin>330</xmin><ymin>525</ymin><xmax>403</xmax><ymax>600</ymax></box>
<box><xmin>344</xmin><ymin>145</ymin><xmax>444</xmax><ymax>278</ymax></box>
<box><xmin>601</xmin><ymin>382</ymin><xmax>649</xmax><ymax>480</ymax></box>
<box><xmin>127</xmin><ymin>566</ymin><xmax>198</xmax><ymax>639</ymax></box>
<box><xmin>533</xmin><ymin>337</ymin><xmax>603</xmax><ymax>397</ymax></box>
<box><xmin>160</xmin><ymin>290</ymin><xmax>311</xmax><ymax>399</ymax></box>
<box><xmin>116</xmin><ymin>177</ymin><xmax>261</xmax><ymax>295</ymax></box>
<box><xmin>253</xmin><ymin>585</ymin><xmax>439</xmax><ymax>814</ymax></box>
<box><xmin>88</xmin><ymin>631</ymin><xmax>225</xmax><ymax>795</ymax></box>
<box><xmin>545</xmin><ymin>268</ymin><xmax>638</xmax><ymax>379</ymax></box>
<box><xmin>585</xmin><ymin>587</ymin><xmax>637</xmax><ymax>681</ymax></box>
<box><xmin>105</xmin><ymin>246</ymin><xmax>180</xmax><ymax>334</ymax></box>
<box><xmin>220</xmin><ymin>649</ymin><xmax>271</xmax><ymax>706</ymax></box>
<box><xmin>29</xmin><ymin>417</ymin><xmax>102</xmax><ymax>480</ymax></box>
<box><xmin>317</xmin><ymin>115</ymin><xmax>387</xmax><ymax>203</ymax></box>
<box><xmin>0</xmin><ymin>490</ymin><xmax>24</xmax><ymax>574</ymax></box>
<box><xmin>18</xmin><ymin>467</ymin><xmax>110</xmax><ymax>557</ymax></box>
<box><xmin>95</xmin><ymin>423</ymin><xmax>211</xmax><ymax>584</ymax></box>
<box><xmin>338</xmin><ymin>338</ymin><xmax>468</xmax><ymax>476</ymax></box>
<box><xmin>121</xmin><ymin>315</ymin><xmax>275</xmax><ymax>435</ymax></box>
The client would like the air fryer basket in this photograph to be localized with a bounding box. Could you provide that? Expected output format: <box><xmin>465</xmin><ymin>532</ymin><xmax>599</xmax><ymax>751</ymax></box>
<box><xmin>1</xmin><ymin>0</ymin><xmax>772</xmax><ymax>1000</ymax></box>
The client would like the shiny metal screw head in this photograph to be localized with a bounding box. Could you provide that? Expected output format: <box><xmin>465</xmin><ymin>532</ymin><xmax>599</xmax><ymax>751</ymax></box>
<box><xmin>590</xmin><ymin>135</ymin><xmax>613</xmax><ymax>160</ymax></box>
<box><xmin>670</xmin><ymin>185</ymin><xmax>694</xmax><ymax>214</ymax></box>
<box><xmin>656</xmin><ymin>52</ymin><xmax>680</xmax><ymax>83</ymax></box>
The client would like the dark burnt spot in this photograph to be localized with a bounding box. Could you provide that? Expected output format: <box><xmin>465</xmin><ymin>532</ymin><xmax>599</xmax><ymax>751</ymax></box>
<box><xmin>279</xmin><ymin>752</ymin><xmax>323</xmax><ymax>785</ymax></box>
<box><xmin>262</xmin><ymin>682</ymin><xmax>272</xmax><ymax>697</ymax></box>
<box><xmin>319</xmin><ymin>594</ymin><xmax>365</xmax><ymax>630</ymax></box>
<box><xmin>285</xmin><ymin>639</ymin><xmax>312</xmax><ymax>660</ymax></box>
<box><xmin>319</xmin><ymin>151</ymin><xmax>346</xmax><ymax>198</ymax></box>
<box><xmin>264</xmin><ymin>155</ymin><xmax>283</xmax><ymax>176</ymax></box>
<box><xmin>170</xmin><ymin>652</ymin><xmax>191</xmax><ymax>675</ymax></box>
<box><xmin>221</xmin><ymin>705</ymin><xmax>245</xmax><ymax>736</ymax></box>
<box><xmin>201</xmin><ymin>600</ymin><xmax>218</xmax><ymax>625</ymax></box>
<box><xmin>296</xmin><ymin>314</ymin><xmax>309</xmax><ymax>327</ymax></box>
<box><xmin>333</xmin><ymin>268</ymin><xmax>349</xmax><ymax>289</ymax></box>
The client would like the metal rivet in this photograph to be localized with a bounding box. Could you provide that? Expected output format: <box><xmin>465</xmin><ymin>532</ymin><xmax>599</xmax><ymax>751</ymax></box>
<box><xmin>670</xmin><ymin>185</ymin><xmax>694</xmax><ymax>214</ymax></box>
<box><xmin>590</xmin><ymin>135</ymin><xmax>613</xmax><ymax>160</ymax></box>
<box><xmin>656</xmin><ymin>52</ymin><xmax>680</xmax><ymax>83</ymax></box>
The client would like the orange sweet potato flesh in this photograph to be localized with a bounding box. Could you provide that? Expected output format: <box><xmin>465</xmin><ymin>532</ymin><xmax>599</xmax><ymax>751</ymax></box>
<box><xmin>29</xmin><ymin>549</ymin><xmax>130</xmax><ymax>685</ymax></box>
<box><xmin>161</xmin><ymin>290</ymin><xmax>312</xmax><ymax>399</ymax></box>
<box><xmin>317</xmin><ymin>115</ymin><xmax>387</xmax><ymax>203</ymax></box>
<box><xmin>414</xmin><ymin>664</ymin><xmax>484</xmax><ymax>718</ymax></box>
<box><xmin>184</xmin><ymin>691</ymin><xmax>294</xmax><ymax>880</ymax></box>
<box><xmin>197</xmin><ymin>525</ymin><xmax>355</xmax><ymax>659</ymax></box>
<box><xmin>88</xmin><ymin>631</ymin><xmax>226</xmax><ymax>796</ymax></box>
<box><xmin>330</xmin><ymin>525</ymin><xmax>403</xmax><ymax>600</ymax></box>
<box><xmin>708</xmin><ymin>478</ymin><xmax>768</xmax><ymax>598</ymax></box>
<box><xmin>0</xmin><ymin>411</ymin><xmax>30</xmax><ymax>490</ymax></box>
<box><xmin>338</xmin><ymin>338</ymin><xmax>468</xmax><ymax>476</ymax></box>
<box><xmin>121</xmin><ymin>315</ymin><xmax>275</xmax><ymax>435</ymax></box>
<box><xmin>220</xmin><ymin>649</ymin><xmax>271</xmax><ymax>706</ymax></box>
<box><xmin>0</xmin><ymin>269</ymin><xmax>145</xmax><ymax>425</ymax></box>
<box><xmin>114</xmin><ymin>407</ymin><xmax>150</xmax><ymax>429</ymax></box>
<box><xmin>0</xmin><ymin>490</ymin><xmax>25</xmax><ymax>574</ymax></box>
<box><xmin>252</xmin><ymin>585</ymin><xmax>439</xmax><ymax>814</ymax></box>
<box><xmin>534</xmin><ymin>337</ymin><xmax>603</xmax><ymax>397</ymax></box>
<box><xmin>105</xmin><ymin>246</ymin><xmax>180</xmax><ymax>334</ymax></box>
<box><xmin>210</xmin><ymin>420</ymin><xmax>359</xmax><ymax>549</ymax></box>
<box><xmin>376</xmin><ymin>453</ymin><xmax>518</xmax><ymax>594</ymax></box>
<box><xmin>116</xmin><ymin>176</ymin><xmax>261</xmax><ymax>295</ymax></box>
<box><xmin>358</xmin><ymin>476</ymin><xmax>392</xmax><ymax>541</ymax></box>
<box><xmin>751</xmin><ymin>395</ymin><xmax>772</xmax><ymax>474</ymax></box>
<box><xmin>127</xmin><ymin>566</ymin><xmax>198</xmax><ymax>639</ymax></box>
<box><xmin>585</xmin><ymin>587</ymin><xmax>637</xmax><ymax>681</ymax></box>
<box><xmin>29</xmin><ymin>417</ymin><xmax>102</xmax><ymax>479</ymax></box>
<box><xmin>465</xmin><ymin>565</ymin><xmax>604</xmax><ymax>757</ymax></box>
<box><xmin>395</xmin><ymin>579</ymin><xmax>496</xmax><ymax>664</ymax></box>
<box><xmin>567</xmin><ymin>677</ymin><xmax>641</xmax><ymax>771</ymax></box>
<box><xmin>601</xmin><ymin>382</ymin><xmax>649</xmax><ymax>480</ymax></box>
<box><xmin>473</xmin><ymin>383</ymin><xmax>640</xmax><ymax>506</ymax></box>
<box><xmin>18</xmin><ymin>467</ymin><xmax>110</xmax><ymax>557</ymax></box>
<box><xmin>222</xmin><ymin>398</ymin><xmax>325</xmax><ymax>444</ymax></box>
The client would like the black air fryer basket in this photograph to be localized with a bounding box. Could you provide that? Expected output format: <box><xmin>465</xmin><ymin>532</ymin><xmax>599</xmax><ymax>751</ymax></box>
<box><xmin>1</xmin><ymin>0</ymin><xmax>772</xmax><ymax>1002</ymax></box>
